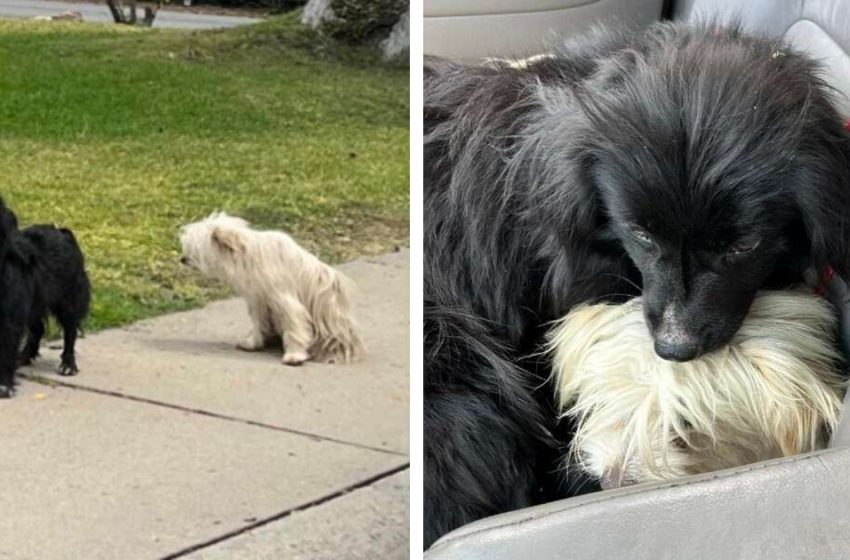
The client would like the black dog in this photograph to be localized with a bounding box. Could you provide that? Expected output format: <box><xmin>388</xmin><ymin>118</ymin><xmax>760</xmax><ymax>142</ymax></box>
<box><xmin>19</xmin><ymin>224</ymin><xmax>91</xmax><ymax>377</ymax></box>
<box><xmin>424</xmin><ymin>22</ymin><xmax>850</xmax><ymax>546</ymax></box>
<box><xmin>0</xmin><ymin>202</ymin><xmax>36</xmax><ymax>398</ymax></box>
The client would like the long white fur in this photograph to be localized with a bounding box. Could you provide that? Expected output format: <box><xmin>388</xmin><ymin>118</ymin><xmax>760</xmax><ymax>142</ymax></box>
<box><xmin>180</xmin><ymin>213</ymin><xmax>363</xmax><ymax>365</ymax></box>
<box><xmin>547</xmin><ymin>291</ymin><xmax>846</xmax><ymax>487</ymax></box>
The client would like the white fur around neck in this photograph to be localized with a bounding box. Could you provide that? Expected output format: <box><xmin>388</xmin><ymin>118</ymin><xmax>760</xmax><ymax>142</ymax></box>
<box><xmin>548</xmin><ymin>291</ymin><xmax>846</xmax><ymax>486</ymax></box>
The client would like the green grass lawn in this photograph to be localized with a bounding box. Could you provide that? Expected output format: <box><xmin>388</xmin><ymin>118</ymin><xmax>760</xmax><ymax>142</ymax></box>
<box><xmin>0</xmin><ymin>14</ymin><xmax>409</xmax><ymax>331</ymax></box>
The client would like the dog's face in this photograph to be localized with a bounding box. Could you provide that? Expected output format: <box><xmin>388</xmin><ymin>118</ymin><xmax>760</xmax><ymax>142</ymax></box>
<box><xmin>179</xmin><ymin>213</ymin><xmax>248</xmax><ymax>276</ymax></box>
<box><xmin>600</xmin><ymin>174</ymin><xmax>801</xmax><ymax>361</ymax></box>
<box><xmin>569</xmin><ymin>27</ymin><xmax>850</xmax><ymax>361</ymax></box>
<box><xmin>179</xmin><ymin>222</ymin><xmax>208</xmax><ymax>272</ymax></box>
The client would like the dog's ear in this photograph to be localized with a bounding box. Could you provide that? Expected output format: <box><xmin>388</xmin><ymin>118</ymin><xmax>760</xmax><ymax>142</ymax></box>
<box><xmin>211</xmin><ymin>227</ymin><xmax>245</xmax><ymax>254</ymax></box>
<box><xmin>794</xmin><ymin>128</ymin><xmax>850</xmax><ymax>280</ymax></box>
<box><xmin>517</xmin><ymin>83</ymin><xmax>628</xmax><ymax>315</ymax></box>
<box><xmin>0</xmin><ymin>203</ymin><xmax>19</xmax><ymax>234</ymax></box>
<box><xmin>523</xmin><ymin>84</ymin><xmax>604</xmax><ymax>243</ymax></box>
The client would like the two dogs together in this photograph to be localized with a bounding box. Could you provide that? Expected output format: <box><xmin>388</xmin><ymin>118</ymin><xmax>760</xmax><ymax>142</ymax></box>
<box><xmin>0</xmin><ymin>206</ymin><xmax>361</xmax><ymax>398</ymax></box>
<box><xmin>424</xmin><ymin>21</ymin><xmax>850</xmax><ymax>546</ymax></box>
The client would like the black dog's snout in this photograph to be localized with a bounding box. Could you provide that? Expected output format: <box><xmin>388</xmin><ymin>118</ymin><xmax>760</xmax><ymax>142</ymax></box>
<box><xmin>654</xmin><ymin>338</ymin><xmax>700</xmax><ymax>362</ymax></box>
<box><xmin>650</xmin><ymin>303</ymin><xmax>702</xmax><ymax>362</ymax></box>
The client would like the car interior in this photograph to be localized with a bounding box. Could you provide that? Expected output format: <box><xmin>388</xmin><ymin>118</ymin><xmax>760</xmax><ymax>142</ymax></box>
<box><xmin>423</xmin><ymin>0</ymin><xmax>850</xmax><ymax>557</ymax></box>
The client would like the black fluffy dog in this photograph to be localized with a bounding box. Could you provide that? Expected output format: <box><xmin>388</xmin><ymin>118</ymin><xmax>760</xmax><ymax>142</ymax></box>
<box><xmin>0</xmin><ymin>202</ymin><xmax>36</xmax><ymax>398</ymax></box>
<box><xmin>0</xmin><ymin>200</ymin><xmax>90</xmax><ymax>398</ymax></box>
<box><xmin>424</xmin><ymin>22</ymin><xmax>850</xmax><ymax>546</ymax></box>
<box><xmin>19</xmin><ymin>224</ymin><xmax>91</xmax><ymax>377</ymax></box>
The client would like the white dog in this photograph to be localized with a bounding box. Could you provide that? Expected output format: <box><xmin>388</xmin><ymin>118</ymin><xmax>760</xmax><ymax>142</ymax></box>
<box><xmin>180</xmin><ymin>213</ymin><xmax>363</xmax><ymax>365</ymax></box>
<box><xmin>547</xmin><ymin>291</ymin><xmax>846</xmax><ymax>489</ymax></box>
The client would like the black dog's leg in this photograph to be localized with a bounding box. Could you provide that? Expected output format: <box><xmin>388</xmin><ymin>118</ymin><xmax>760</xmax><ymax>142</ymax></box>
<box><xmin>0</xmin><ymin>323</ymin><xmax>24</xmax><ymax>398</ymax></box>
<box><xmin>57</xmin><ymin>314</ymin><xmax>80</xmax><ymax>376</ymax></box>
<box><xmin>19</xmin><ymin>318</ymin><xmax>44</xmax><ymax>366</ymax></box>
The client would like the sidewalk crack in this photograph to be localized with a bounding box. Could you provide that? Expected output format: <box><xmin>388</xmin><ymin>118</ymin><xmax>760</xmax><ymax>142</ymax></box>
<box><xmin>19</xmin><ymin>372</ymin><xmax>408</xmax><ymax>457</ymax></box>
<box><xmin>158</xmin><ymin>464</ymin><xmax>410</xmax><ymax>559</ymax></box>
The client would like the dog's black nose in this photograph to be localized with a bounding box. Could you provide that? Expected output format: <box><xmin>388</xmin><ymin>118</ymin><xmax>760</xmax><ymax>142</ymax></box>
<box><xmin>654</xmin><ymin>339</ymin><xmax>700</xmax><ymax>362</ymax></box>
<box><xmin>179</xmin><ymin>256</ymin><xmax>189</xmax><ymax>265</ymax></box>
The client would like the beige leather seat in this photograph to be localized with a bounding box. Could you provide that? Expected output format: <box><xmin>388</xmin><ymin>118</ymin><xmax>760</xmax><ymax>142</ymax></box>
<box><xmin>424</xmin><ymin>0</ymin><xmax>664</xmax><ymax>63</ymax></box>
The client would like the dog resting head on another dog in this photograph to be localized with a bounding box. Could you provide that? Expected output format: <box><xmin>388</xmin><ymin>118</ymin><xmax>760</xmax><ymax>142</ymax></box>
<box><xmin>180</xmin><ymin>212</ymin><xmax>363</xmax><ymax>365</ymax></box>
<box><xmin>548</xmin><ymin>291</ymin><xmax>846</xmax><ymax>489</ymax></box>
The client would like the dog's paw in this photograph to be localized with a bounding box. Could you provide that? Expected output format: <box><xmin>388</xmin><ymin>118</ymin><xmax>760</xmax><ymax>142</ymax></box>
<box><xmin>57</xmin><ymin>363</ymin><xmax>79</xmax><ymax>376</ymax></box>
<box><xmin>237</xmin><ymin>337</ymin><xmax>263</xmax><ymax>352</ymax></box>
<box><xmin>0</xmin><ymin>385</ymin><xmax>14</xmax><ymax>399</ymax></box>
<box><xmin>282</xmin><ymin>351</ymin><xmax>309</xmax><ymax>366</ymax></box>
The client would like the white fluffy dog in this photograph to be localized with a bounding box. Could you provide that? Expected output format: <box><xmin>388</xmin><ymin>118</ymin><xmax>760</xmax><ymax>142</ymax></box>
<box><xmin>548</xmin><ymin>291</ymin><xmax>846</xmax><ymax>489</ymax></box>
<box><xmin>180</xmin><ymin>213</ymin><xmax>363</xmax><ymax>365</ymax></box>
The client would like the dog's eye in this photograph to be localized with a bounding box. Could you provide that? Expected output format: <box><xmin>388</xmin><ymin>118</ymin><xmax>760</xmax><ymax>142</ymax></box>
<box><xmin>627</xmin><ymin>225</ymin><xmax>653</xmax><ymax>246</ymax></box>
<box><xmin>726</xmin><ymin>239</ymin><xmax>760</xmax><ymax>256</ymax></box>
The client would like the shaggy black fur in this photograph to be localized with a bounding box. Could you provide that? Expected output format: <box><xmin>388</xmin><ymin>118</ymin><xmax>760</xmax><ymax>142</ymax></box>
<box><xmin>0</xmin><ymin>202</ymin><xmax>36</xmax><ymax>398</ymax></box>
<box><xmin>18</xmin><ymin>224</ymin><xmax>91</xmax><ymax>377</ymax></box>
<box><xmin>424</xmin><ymin>21</ymin><xmax>850</xmax><ymax>546</ymax></box>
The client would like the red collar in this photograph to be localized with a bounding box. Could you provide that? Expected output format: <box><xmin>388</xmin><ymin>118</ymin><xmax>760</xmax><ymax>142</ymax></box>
<box><xmin>814</xmin><ymin>266</ymin><xmax>835</xmax><ymax>296</ymax></box>
<box><xmin>819</xmin><ymin>119</ymin><xmax>850</xmax><ymax>291</ymax></box>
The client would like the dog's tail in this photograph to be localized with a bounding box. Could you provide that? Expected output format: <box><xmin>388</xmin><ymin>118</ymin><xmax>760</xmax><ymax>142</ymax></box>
<box><xmin>308</xmin><ymin>267</ymin><xmax>364</xmax><ymax>364</ymax></box>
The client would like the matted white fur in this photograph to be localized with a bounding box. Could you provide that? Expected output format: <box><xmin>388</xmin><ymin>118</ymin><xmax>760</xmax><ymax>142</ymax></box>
<box><xmin>180</xmin><ymin>213</ymin><xmax>363</xmax><ymax>365</ymax></box>
<box><xmin>547</xmin><ymin>291</ymin><xmax>846</xmax><ymax>488</ymax></box>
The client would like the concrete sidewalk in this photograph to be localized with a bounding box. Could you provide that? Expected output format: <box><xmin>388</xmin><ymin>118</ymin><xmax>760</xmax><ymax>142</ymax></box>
<box><xmin>0</xmin><ymin>0</ymin><xmax>263</xmax><ymax>29</ymax></box>
<box><xmin>9</xmin><ymin>249</ymin><xmax>409</xmax><ymax>560</ymax></box>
